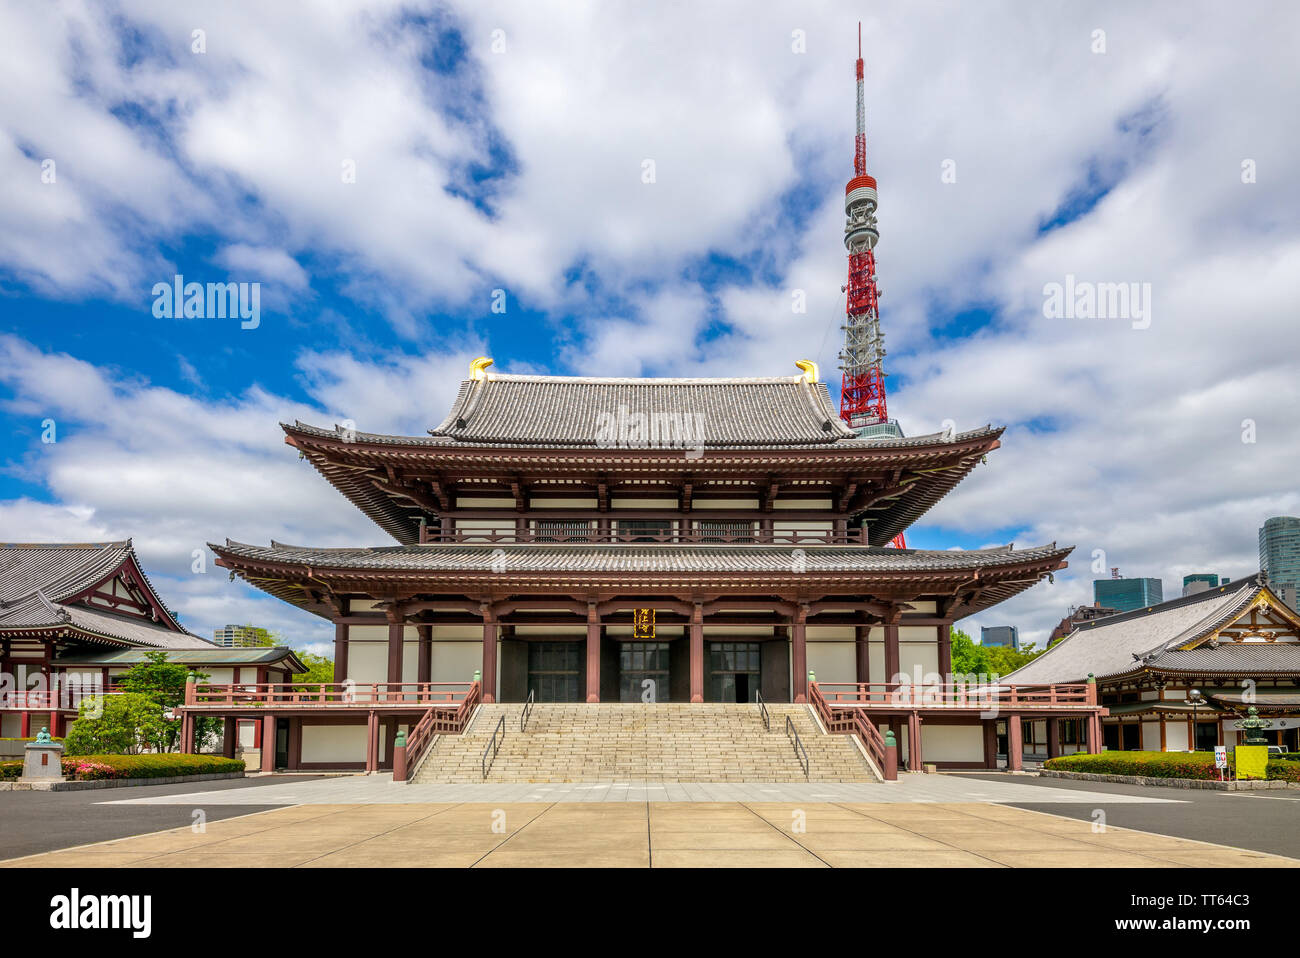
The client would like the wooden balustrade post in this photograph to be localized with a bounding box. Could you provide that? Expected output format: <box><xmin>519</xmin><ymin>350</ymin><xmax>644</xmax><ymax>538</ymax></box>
<box><xmin>882</xmin><ymin>728</ymin><xmax>899</xmax><ymax>782</ymax></box>
<box><xmin>391</xmin><ymin>729</ymin><xmax>407</xmax><ymax>781</ymax></box>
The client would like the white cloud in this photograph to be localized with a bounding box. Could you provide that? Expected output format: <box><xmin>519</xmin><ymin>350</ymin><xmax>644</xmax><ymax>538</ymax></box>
<box><xmin>0</xmin><ymin>1</ymin><xmax>1297</xmax><ymax>647</ymax></box>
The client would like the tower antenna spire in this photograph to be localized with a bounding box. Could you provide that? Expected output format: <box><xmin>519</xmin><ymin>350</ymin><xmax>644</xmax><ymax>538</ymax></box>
<box><xmin>838</xmin><ymin>22</ymin><xmax>906</xmax><ymax>547</ymax></box>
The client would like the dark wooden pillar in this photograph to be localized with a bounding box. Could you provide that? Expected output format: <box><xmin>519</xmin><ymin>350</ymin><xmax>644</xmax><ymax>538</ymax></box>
<box><xmin>689</xmin><ymin>601</ymin><xmax>704</xmax><ymax>703</ymax></box>
<box><xmin>261</xmin><ymin>714</ymin><xmax>276</xmax><ymax>772</ymax></box>
<box><xmin>223</xmin><ymin>718</ymin><xmax>237</xmax><ymax>758</ymax></box>
<box><xmin>19</xmin><ymin>711</ymin><xmax>30</xmax><ymax>738</ymax></box>
<box><xmin>365</xmin><ymin>711</ymin><xmax>379</xmax><ymax>772</ymax></box>
<box><xmin>884</xmin><ymin>622</ymin><xmax>900</xmax><ymax>685</ymax></box>
<box><xmin>983</xmin><ymin>720</ymin><xmax>998</xmax><ymax>769</ymax></box>
<box><xmin>791</xmin><ymin>604</ymin><xmax>809</xmax><ymax>703</ymax></box>
<box><xmin>1047</xmin><ymin>718</ymin><xmax>1061</xmax><ymax>759</ymax></box>
<box><xmin>907</xmin><ymin>712</ymin><xmax>923</xmax><ymax>771</ymax></box>
<box><xmin>417</xmin><ymin>624</ymin><xmax>432</xmax><ymax>685</ymax></box>
<box><xmin>333</xmin><ymin>621</ymin><xmax>349</xmax><ymax>683</ymax></box>
<box><xmin>481</xmin><ymin>602</ymin><xmax>497</xmax><ymax>703</ymax></box>
<box><xmin>854</xmin><ymin>622</ymin><xmax>870</xmax><ymax>686</ymax></box>
<box><xmin>937</xmin><ymin>622</ymin><xmax>952</xmax><ymax>680</ymax></box>
<box><xmin>1008</xmin><ymin>714</ymin><xmax>1023</xmax><ymax>771</ymax></box>
<box><xmin>386</xmin><ymin>618</ymin><xmax>404</xmax><ymax>686</ymax></box>
<box><xmin>586</xmin><ymin>601</ymin><xmax>601</xmax><ymax>703</ymax></box>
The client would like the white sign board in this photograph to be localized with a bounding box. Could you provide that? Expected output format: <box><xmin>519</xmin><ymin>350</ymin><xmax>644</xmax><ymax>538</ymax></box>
<box><xmin>1214</xmin><ymin>745</ymin><xmax>1227</xmax><ymax>769</ymax></box>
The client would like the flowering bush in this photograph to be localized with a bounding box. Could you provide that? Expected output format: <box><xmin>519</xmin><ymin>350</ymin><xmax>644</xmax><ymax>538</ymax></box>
<box><xmin>1</xmin><ymin>754</ymin><xmax>243</xmax><ymax>780</ymax></box>
<box><xmin>68</xmin><ymin>761</ymin><xmax>116</xmax><ymax>780</ymax></box>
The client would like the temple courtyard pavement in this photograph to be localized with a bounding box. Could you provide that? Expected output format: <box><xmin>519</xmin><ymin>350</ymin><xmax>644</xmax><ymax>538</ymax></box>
<box><xmin>1</xmin><ymin>772</ymin><xmax>1298</xmax><ymax>868</ymax></box>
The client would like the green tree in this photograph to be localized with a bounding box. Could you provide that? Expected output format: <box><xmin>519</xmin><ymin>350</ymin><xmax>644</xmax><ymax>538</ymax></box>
<box><xmin>986</xmin><ymin>642</ymin><xmax>1045</xmax><ymax>676</ymax></box>
<box><xmin>949</xmin><ymin>628</ymin><xmax>992</xmax><ymax>678</ymax></box>
<box><xmin>64</xmin><ymin>651</ymin><xmax>221</xmax><ymax>753</ymax></box>
<box><xmin>292</xmin><ymin>652</ymin><xmax>334</xmax><ymax>688</ymax></box>
<box><xmin>62</xmin><ymin>693</ymin><xmax>170</xmax><ymax>756</ymax></box>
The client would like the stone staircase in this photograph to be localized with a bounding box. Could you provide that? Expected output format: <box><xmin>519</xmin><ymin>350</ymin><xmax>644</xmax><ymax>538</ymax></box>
<box><xmin>412</xmin><ymin>702</ymin><xmax>879</xmax><ymax>784</ymax></box>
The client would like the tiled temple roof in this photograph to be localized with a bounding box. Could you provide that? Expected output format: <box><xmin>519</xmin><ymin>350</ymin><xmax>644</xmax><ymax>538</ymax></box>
<box><xmin>214</xmin><ymin>539</ymin><xmax>1067</xmax><ymax>574</ymax></box>
<box><xmin>1005</xmin><ymin>574</ymin><xmax>1300</xmax><ymax>684</ymax></box>
<box><xmin>430</xmin><ymin>374</ymin><xmax>859</xmax><ymax>447</ymax></box>
<box><xmin>0</xmin><ymin>540</ymin><xmax>212</xmax><ymax>650</ymax></box>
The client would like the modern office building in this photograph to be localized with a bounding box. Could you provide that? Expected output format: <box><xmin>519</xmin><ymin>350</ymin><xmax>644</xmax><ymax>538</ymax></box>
<box><xmin>213</xmin><ymin>624</ymin><xmax>276</xmax><ymax>648</ymax></box>
<box><xmin>1260</xmin><ymin>516</ymin><xmax>1300</xmax><ymax>612</ymax></box>
<box><xmin>1182</xmin><ymin>574</ymin><xmax>1219</xmax><ymax>596</ymax></box>
<box><xmin>1093</xmin><ymin>576</ymin><xmax>1163</xmax><ymax>613</ymax></box>
<box><xmin>980</xmin><ymin>626</ymin><xmax>1019</xmax><ymax>650</ymax></box>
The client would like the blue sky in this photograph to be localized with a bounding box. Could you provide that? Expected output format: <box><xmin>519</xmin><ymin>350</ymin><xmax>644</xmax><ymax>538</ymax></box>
<box><xmin>2</xmin><ymin>1</ymin><xmax>1298</xmax><ymax>653</ymax></box>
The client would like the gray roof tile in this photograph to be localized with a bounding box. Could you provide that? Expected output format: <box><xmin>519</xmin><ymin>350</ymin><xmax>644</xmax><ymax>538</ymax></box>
<box><xmin>1006</xmin><ymin>575</ymin><xmax>1300</xmax><ymax>683</ymax></box>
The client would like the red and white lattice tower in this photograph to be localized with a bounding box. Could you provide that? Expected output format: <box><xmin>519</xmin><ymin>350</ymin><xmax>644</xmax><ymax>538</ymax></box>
<box><xmin>838</xmin><ymin>24</ymin><xmax>907</xmax><ymax>548</ymax></box>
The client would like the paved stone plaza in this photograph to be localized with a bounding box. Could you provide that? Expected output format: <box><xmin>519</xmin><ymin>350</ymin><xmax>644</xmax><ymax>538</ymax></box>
<box><xmin>104</xmin><ymin>771</ymin><xmax>1176</xmax><ymax>805</ymax></box>
<box><xmin>1</xmin><ymin>773</ymin><xmax>1297</xmax><ymax>868</ymax></box>
<box><xmin>4</xmin><ymin>798</ymin><xmax>1295</xmax><ymax>869</ymax></box>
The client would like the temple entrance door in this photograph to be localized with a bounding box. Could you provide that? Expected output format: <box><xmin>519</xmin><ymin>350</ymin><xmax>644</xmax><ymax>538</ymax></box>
<box><xmin>619</xmin><ymin>642</ymin><xmax>670</xmax><ymax>702</ymax></box>
<box><xmin>708</xmin><ymin>642</ymin><xmax>761</xmax><ymax>702</ymax></box>
<box><xmin>527</xmin><ymin>642</ymin><xmax>583</xmax><ymax>702</ymax></box>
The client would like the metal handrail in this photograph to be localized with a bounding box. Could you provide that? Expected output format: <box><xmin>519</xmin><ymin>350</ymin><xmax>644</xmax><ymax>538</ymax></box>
<box><xmin>785</xmin><ymin>714</ymin><xmax>809</xmax><ymax>779</ymax></box>
<box><xmin>755</xmin><ymin>690</ymin><xmax>770</xmax><ymax>732</ymax></box>
<box><xmin>482</xmin><ymin>714</ymin><xmax>506</xmax><ymax>779</ymax></box>
<box><xmin>521</xmin><ymin>689</ymin><xmax>535</xmax><ymax>732</ymax></box>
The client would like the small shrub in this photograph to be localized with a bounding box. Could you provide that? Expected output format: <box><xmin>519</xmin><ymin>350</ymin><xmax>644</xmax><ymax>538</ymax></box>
<box><xmin>1046</xmin><ymin>750</ymin><xmax>1298</xmax><ymax>782</ymax></box>
<box><xmin>1</xmin><ymin>754</ymin><xmax>243</xmax><ymax>781</ymax></box>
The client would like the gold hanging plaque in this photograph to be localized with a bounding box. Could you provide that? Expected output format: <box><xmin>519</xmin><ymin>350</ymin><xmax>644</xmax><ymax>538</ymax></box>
<box><xmin>633</xmin><ymin>608</ymin><xmax>656</xmax><ymax>639</ymax></box>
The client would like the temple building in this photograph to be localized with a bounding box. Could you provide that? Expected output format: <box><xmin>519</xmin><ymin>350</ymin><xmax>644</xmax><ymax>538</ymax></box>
<box><xmin>196</xmin><ymin>361</ymin><xmax>1105</xmax><ymax>775</ymax></box>
<box><xmin>1007</xmin><ymin>573</ymin><xmax>1300</xmax><ymax>753</ymax></box>
<box><xmin>0</xmin><ymin>541</ymin><xmax>303</xmax><ymax>750</ymax></box>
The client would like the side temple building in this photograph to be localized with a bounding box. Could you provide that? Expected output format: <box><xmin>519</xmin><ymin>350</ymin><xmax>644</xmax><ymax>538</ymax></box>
<box><xmin>197</xmin><ymin>361</ymin><xmax>1103</xmax><ymax>774</ymax></box>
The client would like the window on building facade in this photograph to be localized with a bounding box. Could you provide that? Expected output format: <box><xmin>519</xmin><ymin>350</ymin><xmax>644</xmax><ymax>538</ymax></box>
<box><xmin>617</xmin><ymin>519</ymin><xmax>674</xmax><ymax>542</ymax></box>
<box><xmin>533</xmin><ymin>520</ymin><xmax>594</xmax><ymax>542</ymax></box>
<box><xmin>695</xmin><ymin>520</ymin><xmax>755</xmax><ymax>543</ymax></box>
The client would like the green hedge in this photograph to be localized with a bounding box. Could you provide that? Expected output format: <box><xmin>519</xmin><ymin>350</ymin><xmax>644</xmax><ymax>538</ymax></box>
<box><xmin>1045</xmin><ymin>750</ymin><xmax>1298</xmax><ymax>782</ymax></box>
<box><xmin>1</xmin><ymin>754</ymin><xmax>244</xmax><ymax>781</ymax></box>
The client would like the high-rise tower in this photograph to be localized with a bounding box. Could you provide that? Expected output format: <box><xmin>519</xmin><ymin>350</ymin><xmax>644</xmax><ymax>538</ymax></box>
<box><xmin>838</xmin><ymin>24</ymin><xmax>906</xmax><ymax>548</ymax></box>
<box><xmin>837</xmin><ymin>23</ymin><xmax>892</xmax><ymax>433</ymax></box>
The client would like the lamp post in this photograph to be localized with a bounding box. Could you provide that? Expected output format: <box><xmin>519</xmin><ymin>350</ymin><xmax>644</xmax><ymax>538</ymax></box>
<box><xmin>1185</xmin><ymin>688</ymin><xmax>1204</xmax><ymax>750</ymax></box>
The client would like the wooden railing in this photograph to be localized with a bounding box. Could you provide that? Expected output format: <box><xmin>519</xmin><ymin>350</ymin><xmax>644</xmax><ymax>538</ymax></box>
<box><xmin>1</xmin><ymin>689</ymin><xmax>120</xmax><ymax>710</ymax></box>
<box><xmin>184</xmin><ymin>681</ymin><xmax>479</xmax><ymax>709</ymax></box>
<box><xmin>813</xmin><ymin>681</ymin><xmax>1096</xmax><ymax>709</ymax></box>
<box><xmin>420</xmin><ymin>525</ymin><xmax>869</xmax><ymax>546</ymax></box>
<box><xmin>809</xmin><ymin>682</ymin><xmax>889</xmax><ymax>773</ymax></box>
